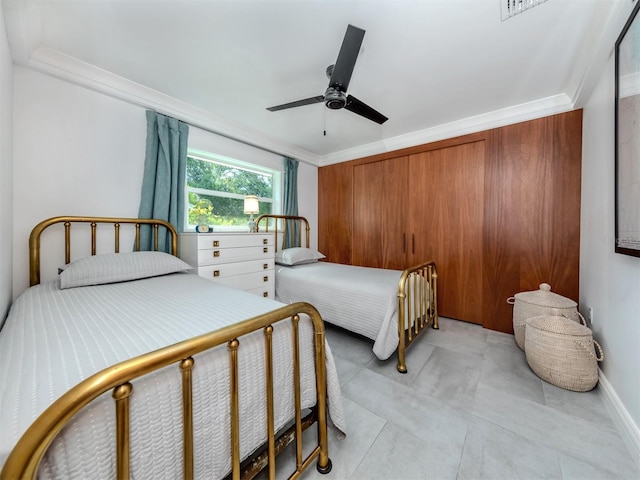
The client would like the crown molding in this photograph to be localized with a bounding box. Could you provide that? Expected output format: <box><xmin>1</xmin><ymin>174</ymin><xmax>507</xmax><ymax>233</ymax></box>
<box><xmin>22</xmin><ymin>47</ymin><xmax>576</xmax><ymax>169</ymax></box>
<box><xmin>318</xmin><ymin>94</ymin><xmax>574</xmax><ymax>166</ymax></box>
<box><xmin>24</xmin><ymin>47</ymin><xmax>321</xmax><ymax>166</ymax></box>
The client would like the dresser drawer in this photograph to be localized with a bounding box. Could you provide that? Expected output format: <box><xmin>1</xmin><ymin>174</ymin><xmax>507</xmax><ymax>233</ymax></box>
<box><xmin>197</xmin><ymin>259</ymin><xmax>274</xmax><ymax>280</ymax></box>
<box><xmin>209</xmin><ymin>270</ymin><xmax>274</xmax><ymax>291</ymax></box>
<box><xmin>195</xmin><ymin>234</ymin><xmax>273</xmax><ymax>249</ymax></box>
<box><xmin>197</xmin><ymin>245</ymin><xmax>273</xmax><ymax>266</ymax></box>
<box><xmin>247</xmin><ymin>285</ymin><xmax>275</xmax><ymax>299</ymax></box>
<box><xmin>179</xmin><ymin>232</ymin><xmax>275</xmax><ymax>296</ymax></box>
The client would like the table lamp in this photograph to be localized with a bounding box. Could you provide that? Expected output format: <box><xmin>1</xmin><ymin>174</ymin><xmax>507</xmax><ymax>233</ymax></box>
<box><xmin>243</xmin><ymin>195</ymin><xmax>259</xmax><ymax>232</ymax></box>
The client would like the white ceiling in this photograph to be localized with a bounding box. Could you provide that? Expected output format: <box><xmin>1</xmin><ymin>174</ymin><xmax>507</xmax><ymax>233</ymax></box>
<box><xmin>0</xmin><ymin>0</ymin><xmax>625</xmax><ymax>165</ymax></box>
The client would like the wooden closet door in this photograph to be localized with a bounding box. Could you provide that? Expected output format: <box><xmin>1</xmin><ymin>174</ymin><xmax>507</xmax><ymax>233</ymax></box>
<box><xmin>409</xmin><ymin>141</ymin><xmax>485</xmax><ymax>324</ymax></box>
<box><xmin>352</xmin><ymin>156</ymin><xmax>408</xmax><ymax>269</ymax></box>
<box><xmin>318</xmin><ymin>162</ymin><xmax>353</xmax><ymax>264</ymax></box>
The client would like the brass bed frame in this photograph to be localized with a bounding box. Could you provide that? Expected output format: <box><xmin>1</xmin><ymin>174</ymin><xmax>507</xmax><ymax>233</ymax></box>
<box><xmin>2</xmin><ymin>216</ymin><xmax>332</xmax><ymax>480</ymax></box>
<box><xmin>256</xmin><ymin>214</ymin><xmax>439</xmax><ymax>373</ymax></box>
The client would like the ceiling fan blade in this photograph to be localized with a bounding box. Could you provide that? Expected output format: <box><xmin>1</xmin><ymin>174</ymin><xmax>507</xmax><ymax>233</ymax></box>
<box><xmin>344</xmin><ymin>95</ymin><xmax>388</xmax><ymax>124</ymax></box>
<box><xmin>329</xmin><ymin>24</ymin><xmax>365</xmax><ymax>92</ymax></box>
<box><xmin>266</xmin><ymin>95</ymin><xmax>324</xmax><ymax>112</ymax></box>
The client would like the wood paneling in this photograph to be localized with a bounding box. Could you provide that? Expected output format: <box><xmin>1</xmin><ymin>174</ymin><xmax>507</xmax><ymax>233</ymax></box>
<box><xmin>318</xmin><ymin>162</ymin><xmax>352</xmax><ymax>264</ymax></box>
<box><xmin>482</xmin><ymin>111</ymin><xmax>582</xmax><ymax>332</ymax></box>
<box><xmin>318</xmin><ymin>110</ymin><xmax>583</xmax><ymax>333</ymax></box>
<box><xmin>482</xmin><ymin>127</ymin><xmax>522</xmax><ymax>332</ymax></box>
<box><xmin>410</xmin><ymin>142</ymin><xmax>485</xmax><ymax>324</ymax></box>
<box><xmin>352</xmin><ymin>157</ymin><xmax>408</xmax><ymax>269</ymax></box>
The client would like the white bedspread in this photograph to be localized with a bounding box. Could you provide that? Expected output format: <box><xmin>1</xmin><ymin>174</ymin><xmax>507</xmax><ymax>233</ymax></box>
<box><xmin>0</xmin><ymin>272</ymin><xmax>345</xmax><ymax>479</ymax></box>
<box><xmin>275</xmin><ymin>262</ymin><xmax>403</xmax><ymax>360</ymax></box>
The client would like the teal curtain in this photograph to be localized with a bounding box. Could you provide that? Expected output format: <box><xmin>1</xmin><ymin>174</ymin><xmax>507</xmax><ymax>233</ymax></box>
<box><xmin>282</xmin><ymin>157</ymin><xmax>299</xmax><ymax>248</ymax></box>
<box><xmin>137</xmin><ymin>110</ymin><xmax>189</xmax><ymax>253</ymax></box>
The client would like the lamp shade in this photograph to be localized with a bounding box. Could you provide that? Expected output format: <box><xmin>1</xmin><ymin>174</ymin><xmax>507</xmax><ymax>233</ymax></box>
<box><xmin>243</xmin><ymin>195</ymin><xmax>259</xmax><ymax>214</ymax></box>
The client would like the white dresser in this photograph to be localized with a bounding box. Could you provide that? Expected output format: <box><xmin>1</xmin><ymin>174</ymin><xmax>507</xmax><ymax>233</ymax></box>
<box><xmin>179</xmin><ymin>232</ymin><xmax>275</xmax><ymax>298</ymax></box>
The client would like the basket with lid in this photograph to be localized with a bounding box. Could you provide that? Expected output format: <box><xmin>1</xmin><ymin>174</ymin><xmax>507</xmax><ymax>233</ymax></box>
<box><xmin>525</xmin><ymin>315</ymin><xmax>603</xmax><ymax>392</ymax></box>
<box><xmin>507</xmin><ymin>283</ymin><xmax>584</xmax><ymax>351</ymax></box>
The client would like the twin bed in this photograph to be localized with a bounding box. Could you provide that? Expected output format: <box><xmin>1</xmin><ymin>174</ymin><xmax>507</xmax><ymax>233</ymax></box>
<box><xmin>0</xmin><ymin>217</ymin><xmax>344</xmax><ymax>479</ymax></box>
<box><xmin>256</xmin><ymin>214</ymin><xmax>439</xmax><ymax>373</ymax></box>
<box><xmin>0</xmin><ymin>214</ymin><xmax>438</xmax><ymax>479</ymax></box>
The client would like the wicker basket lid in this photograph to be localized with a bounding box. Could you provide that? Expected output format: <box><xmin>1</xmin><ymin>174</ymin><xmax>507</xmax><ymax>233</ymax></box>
<box><xmin>513</xmin><ymin>283</ymin><xmax>577</xmax><ymax>309</ymax></box>
<box><xmin>527</xmin><ymin>315</ymin><xmax>591</xmax><ymax>337</ymax></box>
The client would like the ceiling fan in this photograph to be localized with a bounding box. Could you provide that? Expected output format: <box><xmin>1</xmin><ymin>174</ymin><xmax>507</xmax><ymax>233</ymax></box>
<box><xmin>266</xmin><ymin>24</ymin><xmax>388</xmax><ymax>125</ymax></box>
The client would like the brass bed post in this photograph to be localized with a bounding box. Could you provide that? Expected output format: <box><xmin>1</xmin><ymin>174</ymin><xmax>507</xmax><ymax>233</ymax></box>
<box><xmin>135</xmin><ymin>224</ymin><xmax>141</xmax><ymax>252</ymax></box>
<box><xmin>291</xmin><ymin>315</ymin><xmax>303</xmax><ymax>473</ymax></box>
<box><xmin>431</xmin><ymin>264</ymin><xmax>439</xmax><ymax>330</ymax></box>
<box><xmin>91</xmin><ymin>222</ymin><xmax>97</xmax><ymax>255</ymax></box>
<box><xmin>180</xmin><ymin>357</ymin><xmax>195</xmax><ymax>480</ymax></box>
<box><xmin>228</xmin><ymin>339</ymin><xmax>241</xmax><ymax>480</ymax></box>
<box><xmin>264</xmin><ymin>326</ymin><xmax>276</xmax><ymax>479</ymax></box>
<box><xmin>112</xmin><ymin>383</ymin><xmax>133</xmax><ymax>480</ymax></box>
<box><xmin>114</xmin><ymin>223</ymin><xmax>120</xmax><ymax>253</ymax></box>
<box><xmin>312</xmin><ymin>313</ymin><xmax>331</xmax><ymax>475</ymax></box>
<box><xmin>64</xmin><ymin>222</ymin><xmax>71</xmax><ymax>265</ymax></box>
<box><xmin>154</xmin><ymin>224</ymin><xmax>159</xmax><ymax>252</ymax></box>
<box><xmin>397</xmin><ymin>284</ymin><xmax>408</xmax><ymax>374</ymax></box>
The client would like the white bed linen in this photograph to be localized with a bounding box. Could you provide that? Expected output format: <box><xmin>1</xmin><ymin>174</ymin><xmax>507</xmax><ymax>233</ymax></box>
<box><xmin>275</xmin><ymin>262</ymin><xmax>403</xmax><ymax>360</ymax></box>
<box><xmin>0</xmin><ymin>272</ymin><xmax>345</xmax><ymax>479</ymax></box>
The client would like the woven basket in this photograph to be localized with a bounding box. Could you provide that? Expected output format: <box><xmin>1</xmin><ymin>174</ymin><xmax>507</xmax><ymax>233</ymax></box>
<box><xmin>525</xmin><ymin>315</ymin><xmax>603</xmax><ymax>392</ymax></box>
<box><xmin>507</xmin><ymin>283</ymin><xmax>583</xmax><ymax>351</ymax></box>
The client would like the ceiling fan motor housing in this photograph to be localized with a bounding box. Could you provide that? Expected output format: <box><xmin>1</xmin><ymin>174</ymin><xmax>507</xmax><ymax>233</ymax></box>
<box><xmin>324</xmin><ymin>87</ymin><xmax>346</xmax><ymax>109</ymax></box>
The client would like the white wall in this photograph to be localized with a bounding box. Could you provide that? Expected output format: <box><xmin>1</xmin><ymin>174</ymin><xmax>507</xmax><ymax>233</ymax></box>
<box><xmin>0</xmin><ymin>6</ymin><xmax>13</xmax><ymax>325</ymax></box>
<box><xmin>581</xmin><ymin>52</ymin><xmax>640</xmax><ymax>454</ymax></box>
<box><xmin>12</xmin><ymin>68</ymin><xmax>318</xmax><ymax>297</ymax></box>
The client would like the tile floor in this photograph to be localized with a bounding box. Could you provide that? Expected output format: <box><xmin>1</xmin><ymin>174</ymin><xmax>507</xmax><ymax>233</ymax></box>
<box><xmin>271</xmin><ymin>317</ymin><xmax>640</xmax><ymax>480</ymax></box>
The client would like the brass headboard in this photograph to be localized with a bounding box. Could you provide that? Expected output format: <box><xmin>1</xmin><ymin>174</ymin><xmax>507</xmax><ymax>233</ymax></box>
<box><xmin>255</xmin><ymin>214</ymin><xmax>310</xmax><ymax>251</ymax></box>
<box><xmin>29</xmin><ymin>216</ymin><xmax>178</xmax><ymax>286</ymax></box>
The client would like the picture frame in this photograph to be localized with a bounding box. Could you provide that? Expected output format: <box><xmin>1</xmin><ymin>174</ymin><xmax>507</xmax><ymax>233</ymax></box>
<box><xmin>615</xmin><ymin>1</ymin><xmax>640</xmax><ymax>257</ymax></box>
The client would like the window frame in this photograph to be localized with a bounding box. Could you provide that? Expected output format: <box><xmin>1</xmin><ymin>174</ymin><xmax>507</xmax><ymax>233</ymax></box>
<box><xmin>184</xmin><ymin>149</ymin><xmax>281</xmax><ymax>232</ymax></box>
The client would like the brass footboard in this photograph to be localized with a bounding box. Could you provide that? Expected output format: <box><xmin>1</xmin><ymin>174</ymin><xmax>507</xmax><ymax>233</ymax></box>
<box><xmin>256</xmin><ymin>214</ymin><xmax>439</xmax><ymax>374</ymax></box>
<box><xmin>396</xmin><ymin>261</ymin><xmax>439</xmax><ymax>373</ymax></box>
<box><xmin>0</xmin><ymin>302</ymin><xmax>331</xmax><ymax>480</ymax></box>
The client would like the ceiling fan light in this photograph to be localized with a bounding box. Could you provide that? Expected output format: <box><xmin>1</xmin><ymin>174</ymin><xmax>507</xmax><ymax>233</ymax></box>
<box><xmin>324</xmin><ymin>87</ymin><xmax>346</xmax><ymax>109</ymax></box>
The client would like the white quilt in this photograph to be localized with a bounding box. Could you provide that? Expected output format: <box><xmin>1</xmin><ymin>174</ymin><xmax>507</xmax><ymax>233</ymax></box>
<box><xmin>0</xmin><ymin>272</ymin><xmax>345</xmax><ymax>479</ymax></box>
<box><xmin>275</xmin><ymin>262</ymin><xmax>404</xmax><ymax>360</ymax></box>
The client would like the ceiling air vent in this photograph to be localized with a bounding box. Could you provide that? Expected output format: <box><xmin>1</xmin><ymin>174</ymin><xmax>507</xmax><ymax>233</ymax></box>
<box><xmin>501</xmin><ymin>0</ymin><xmax>549</xmax><ymax>21</ymax></box>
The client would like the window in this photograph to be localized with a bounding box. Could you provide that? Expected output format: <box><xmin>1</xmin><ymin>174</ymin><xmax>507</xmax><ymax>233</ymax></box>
<box><xmin>185</xmin><ymin>150</ymin><xmax>280</xmax><ymax>231</ymax></box>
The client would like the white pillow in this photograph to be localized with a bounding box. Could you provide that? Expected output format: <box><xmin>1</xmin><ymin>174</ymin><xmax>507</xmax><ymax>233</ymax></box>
<box><xmin>59</xmin><ymin>251</ymin><xmax>192</xmax><ymax>289</ymax></box>
<box><xmin>275</xmin><ymin>247</ymin><xmax>325</xmax><ymax>266</ymax></box>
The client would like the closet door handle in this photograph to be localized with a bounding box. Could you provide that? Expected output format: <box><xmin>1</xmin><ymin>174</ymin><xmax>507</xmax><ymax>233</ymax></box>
<box><xmin>412</xmin><ymin>234</ymin><xmax>415</xmax><ymax>254</ymax></box>
<box><xmin>403</xmin><ymin>234</ymin><xmax>406</xmax><ymax>253</ymax></box>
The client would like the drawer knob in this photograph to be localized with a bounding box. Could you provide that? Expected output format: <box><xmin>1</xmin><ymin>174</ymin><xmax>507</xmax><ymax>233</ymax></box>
<box><xmin>213</xmin><ymin>270</ymin><xmax>220</xmax><ymax>277</ymax></box>
<box><xmin>213</xmin><ymin>250</ymin><xmax>220</xmax><ymax>257</ymax></box>
<box><xmin>263</xmin><ymin>238</ymin><xmax>268</xmax><ymax>245</ymax></box>
<box><xmin>263</xmin><ymin>276</ymin><xmax>269</xmax><ymax>282</ymax></box>
<box><xmin>213</xmin><ymin>240</ymin><xmax>220</xmax><ymax>247</ymax></box>
<box><xmin>263</xmin><ymin>247</ymin><xmax>268</xmax><ymax>253</ymax></box>
<box><xmin>263</xmin><ymin>263</ymin><xmax>268</xmax><ymax>270</ymax></box>
<box><xmin>263</xmin><ymin>292</ymin><xmax>268</xmax><ymax>298</ymax></box>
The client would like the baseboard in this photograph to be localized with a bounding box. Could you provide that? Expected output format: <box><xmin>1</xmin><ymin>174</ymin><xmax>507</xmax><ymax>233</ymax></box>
<box><xmin>598</xmin><ymin>368</ymin><xmax>640</xmax><ymax>468</ymax></box>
